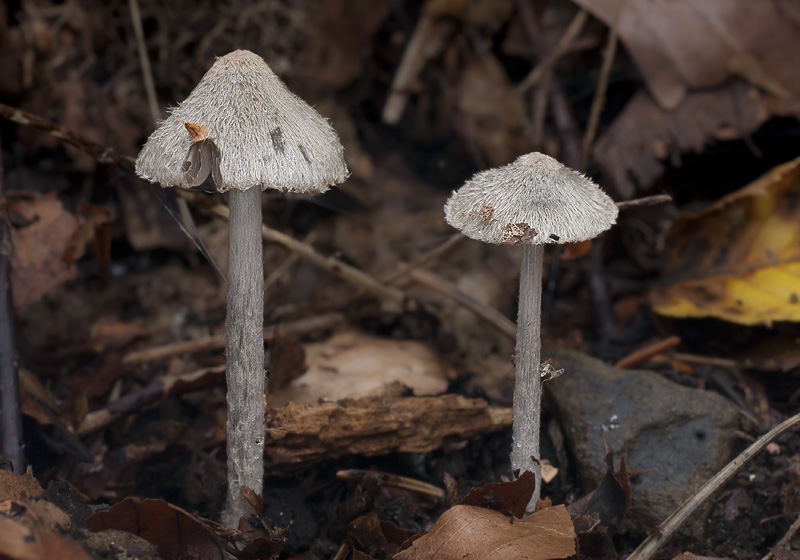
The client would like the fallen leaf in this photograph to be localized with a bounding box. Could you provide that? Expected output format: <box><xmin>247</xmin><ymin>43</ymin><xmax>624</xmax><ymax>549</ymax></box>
<box><xmin>393</xmin><ymin>505</ymin><xmax>575</xmax><ymax>560</ymax></box>
<box><xmin>455</xmin><ymin>52</ymin><xmax>532</xmax><ymax>167</ymax></box>
<box><xmin>0</xmin><ymin>516</ymin><xmax>93</xmax><ymax>560</ymax></box>
<box><xmin>0</xmin><ymin>470</ymin><xmax>44</xmax><ymax>501</ymax></box>
<box><xmin>459</xmin><ymin>471</ymin><xmax>536</xmax><ymax>518</ymax></box>
<box><xmin>0</xmin><ymin>499</ymin><xmax>71</xmax><ymax>534</ymax></box>
<box><xmin>184</xmin><ymin>121</ymin><xmax>209</xmax><ymax>141</ymax></box>
<box><xmin>269</xmin><ymin>329</ymin><xmax>452</xmax><ymax>406</ymax></box>
<box><xmin>85</xmin><ymin>498</ymin><xmax>226</xmax><ymax>560</ymax></box>
<box><xmin>593</xmin><ymin>82</ymin><xmax>785</xmax><ymax>197</ymax></box>
<box><xmin>650</xmin><ymin>155</ymin><xmax>800</xmax><ymax>325</ymax></box>
<box><xmin>573</xmin><ymin>0</ymin><xmax>800</xmax><ymax>110</ymax></box>
<box><xmin>10</xmin><ymin>192</ymin><xmax>85</xmax><ymax>311</ymax></box>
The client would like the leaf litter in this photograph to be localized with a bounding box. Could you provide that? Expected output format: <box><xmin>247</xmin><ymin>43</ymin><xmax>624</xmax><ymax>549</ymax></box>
<box><xmin>1</xmin><ymin>0</ymin><xmax>800</xmax><ymax>559</ymax></box>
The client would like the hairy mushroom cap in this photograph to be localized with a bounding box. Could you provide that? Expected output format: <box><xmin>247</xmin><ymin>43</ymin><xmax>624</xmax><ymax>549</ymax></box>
<box><xmin>135</xmin><ymin>49</ymin><xmax>348</xmax><ymax>194</ymax></box>
<box><xmin>444</xmin><ymin>152</ymin><xmax>618</xmax><ymax>244</ymax></box>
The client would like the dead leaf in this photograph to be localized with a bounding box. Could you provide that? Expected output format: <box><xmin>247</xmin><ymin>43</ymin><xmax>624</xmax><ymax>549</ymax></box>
<box><xmin>0</xmin><ymin>516</ymin><xmax>93</xmax><ymax>560</ymax></box>
<box><xmin>593</xmin><ymin>82</ymin><xmax>779</xmax><ymax>197</ymax></box>
<box><xmin>455</xmin><ymin>52</ymin><xmax>532</xmax><ymax>167</ymax></box>
<box><xmin>269</xmin><ymin>329</ymin><xmax>452</xmax><ymax>406</ymax></box>
<box><xmin>459</xmin><ymin>471</ymin><xmax>536</xmax><ymax>518</ymax></box>
<box><xmin>0</xmin><ymin>499</ymin><xmax>71</xmax><ymax>534</ymax></box>
<box><xmin>85</xmin><ymin>498</ymin><xmax>226</xmax><ymax>560</ymax></box>
<box><xmin>393</xmin><ymin>505</ymin><xmax>575</xmax><ymax>560</ymax></box>
<box><xmin>184</xmin><ymin>121</ymin><xmax>209</xmax><ymax>141</ymax></box>
<box><xmin>573</xmin><ymin>0</ymin><xmax>800</xmax><ymax>110</ymax></box>
<box><xmin>10</xmin><ymin>192</ymin><xmax>85</xmax><ymax>311</ymax></box>
<box><xmin>0</xmin><ymin>469</ymin><xmax>44</xmax><ymax>501</ymax></box>
<box><xmin>649</xmin><ymin>155</ymin><xmax>800</xmax><ymax>325</ymax></box>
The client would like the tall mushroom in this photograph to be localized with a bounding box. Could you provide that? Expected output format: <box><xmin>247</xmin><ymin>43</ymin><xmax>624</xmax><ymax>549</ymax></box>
<box><xmin>444</xmin><ymin>152</ymin><xmax>617</xmax><ymax>507</ymax></box>
<box><xmin>135</xmin><ymin>50</ymin><xmax>348</xmax><ymax>526</ymax></box>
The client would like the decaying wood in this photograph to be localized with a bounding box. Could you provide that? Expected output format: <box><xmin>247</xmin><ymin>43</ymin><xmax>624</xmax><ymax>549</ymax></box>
<box><xmin>264</xmin><ymin>391</ymin><xmax>512</xmax><ymax>472</ymax></box>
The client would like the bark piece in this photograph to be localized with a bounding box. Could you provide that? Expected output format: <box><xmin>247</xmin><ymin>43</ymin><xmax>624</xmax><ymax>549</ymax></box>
<box><xmin>264</xmin><ymin>391</ymin><xmax>511</xmax><ymax>471</ymax></box>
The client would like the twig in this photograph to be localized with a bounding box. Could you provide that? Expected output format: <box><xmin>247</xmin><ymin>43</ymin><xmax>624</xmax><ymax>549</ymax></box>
<box><xmin>516</xmin><ymin>0</ymin><xmax>582</xmax><ymax>179</ymax></box>
<box><xmin>123</xmin><ymin>312</ymin><xmax>344</xmax><ymax>364</ymax></box>
<box><xmin>382</xmin><ymin>233</ymin><xmax>466</xmax><ymax>285</ymax></box>
<box><xmin>337</xmin><ymin>469</ymin><xmax>445</xmax><ymax>499</ymax></box>
<box><xmin>187</xmin><ymin>190</ymin><xmax>412</xmax><ymax>309</ymax></box>
<box><xmin>128</xmin><ymin>0</ymin><xmax>161</xmax><ymax>125</ymax></box>
<box><xmin>0</xmin><ymin>136</ymin><xmax>24</xmax><ymax>474</ymax></box>
<box><xmin>628</xmin><ymin>412</ymin><xmax>800</xmax><ymax>560</ymax></box>
<box><xmin>580</xmin><ymin>0</ymin><xmax>624</xmax><ymax>172</ymax></box>
<box><xmin>264</xmin><ymin>231</ymin><xmax>315</xmax><ymax>292</ymax></box>
<box><xmin>0</xmin><ymin>103</ymin><xmax>135</xmax><ymax>173</ymax></box>
<box><xmin>408</xmin><ymin>268</ymin><xmax>517</xmax><ymax>339</ymax></box>
<box><xmin>614</xmin><ymin>336</ymin><xmax>681</xmax><ymax>369</ymax></box>
<box><xmin>382</xmin><ymin>17</ymin><xmax>456</xmax><ymax>124</ymax></box>
<box><xmin>616</xmin><ymin>194</ymin><xmax>672</xmax><ymax>209</ymax></box>
<box><xmin>669</xmin><ymin>352</ymin><xmax>738</xmax><ymax>369</ymax></box>
<box><xmin>78</xmin><ymin>365</ymin><xmax>226</xmax><ymax>435</ymax></box>
<box><xmin>760</xmin><ymin>513</ymin><xmax>800</xmax><ymax>560</ymax></box>
<box><xmin>515</xmin><ymin>9</ymin><xmax>589</xmax><ymax>94</ymax></box>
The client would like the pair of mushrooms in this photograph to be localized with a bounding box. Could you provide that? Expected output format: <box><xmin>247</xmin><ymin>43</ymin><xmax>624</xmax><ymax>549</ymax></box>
<box><xmin>135</xmin><ymin>50</ymin><xmax>617</xmax><ymax>525</ymax></box>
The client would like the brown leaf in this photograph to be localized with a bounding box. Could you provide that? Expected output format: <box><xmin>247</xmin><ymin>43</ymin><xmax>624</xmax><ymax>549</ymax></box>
<box><xmin>0</xmin><ymin>499</ymin><xmax>71</xmax><ymax>534</ymax></box>
<box><xmin>86</xmin><ymin>498</ymin><xmax>226</xmax><ymax>560</ymax></box>
<box><xmin>184</xmin><ymin>121</ymin><xmax>209</xmax><ymax>141</ymax></box>
<box><xmin>270</xmin><ymin>330</ymin><xmax>451</xmax><ymax>406</ymax></box>
<box><xmin>455</xmin><ymin>52</ymin><xmax>532</xmax><ymax>167</ymax></box>
<box><xmin>0</xmin><ymin>517</ymin><xmax>93</xmax><ymax>560</ymax></box>
<box><xmin>393</xmin><ymin>505</ymin><xmax>575</xmax><ymax>560</ymax></box>
<box><xmin>593</xmin><ymin>82</ymin><xmax>775</xmax><ymax>196</ymax></box>
<box><xmin>573</xmin><ymin>0</ymin><xmax>800</xmax><ymax>110</ymax></box>
<box><xmin>0</xmin><ymin>470</ymin><xmax>44</xmax><ymax>501</ymax></box>
<box><xmin>10</xmin><ymin>192</ymin><xmax>85</xmax><ymax>311</ymax></box>
<box><xmin>459</xmin><ymin>471</ymin><xmax>536</xmax><ymax>519</ymax></box>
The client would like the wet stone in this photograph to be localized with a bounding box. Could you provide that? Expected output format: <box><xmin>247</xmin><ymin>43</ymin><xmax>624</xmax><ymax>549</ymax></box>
<box><xmin>545</xmin><ymin>348</ymin><xmax>740</xmax><ymax>539</ymax></box>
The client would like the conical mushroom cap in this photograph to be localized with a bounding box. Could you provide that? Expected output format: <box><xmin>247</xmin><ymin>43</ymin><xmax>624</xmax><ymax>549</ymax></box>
<box><xmin>444</xmin><ymin>152</ymin><xmax>618</xmax><ymax>244</ymax></box>
<box><xmin>136</xmin><ymin>50</ymin><xmax>348</xmax><ymax>193</ymax></box>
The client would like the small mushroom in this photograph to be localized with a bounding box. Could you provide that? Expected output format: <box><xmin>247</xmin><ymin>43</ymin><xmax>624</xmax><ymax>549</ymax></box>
<box><xmin>444</xmin><ymin>152</ymin><xmax>617</xmax><ymax>508</ymax></box>
<box><xmin>135</xmin><ymin>50</ymin><xmax>348</xmax><ymax>526</ymax></box>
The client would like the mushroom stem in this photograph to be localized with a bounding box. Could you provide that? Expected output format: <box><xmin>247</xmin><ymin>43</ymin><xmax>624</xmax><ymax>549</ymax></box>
<box><xmin>511</xmin><ymin>243</ymin><xmax>544</xmax><ymax>509</ymax></box>
<box><xmin>222</xmin><ymin>186</ymin><xmax>266</xmax><ymax>527</ymax></box>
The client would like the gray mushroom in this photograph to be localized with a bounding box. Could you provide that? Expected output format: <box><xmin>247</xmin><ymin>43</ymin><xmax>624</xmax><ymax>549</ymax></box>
<box><xmin>444</xmin><ymin>152</ymin><xmax>617</xmax><ymax>508</ymax></box>
<box><xmin>135</xmin><ymin>50</ymin><xmax>348</xmax><ymax>526</ymax></box>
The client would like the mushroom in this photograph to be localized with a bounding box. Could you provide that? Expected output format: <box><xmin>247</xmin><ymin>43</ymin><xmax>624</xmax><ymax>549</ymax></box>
<box><xmin>135</xmin><ymin>50</ymin><xmax>348</xmax><ymax>526</ymax></box>
<box><xmin>444</xmin><ymin>152</ymin><xmax>617</xmax><ymax>507</ymax></box>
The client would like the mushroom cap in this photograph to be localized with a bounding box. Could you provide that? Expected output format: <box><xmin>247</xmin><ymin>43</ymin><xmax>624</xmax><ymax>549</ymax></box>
<box><xmin>135</xmin><ymin>50</ymin><xmax>348</xmax><ymax>193</ymax></box>
<box><xmin>444</xmin><ymin>152</ymin><xmax>618</xmax><ymax>244</ymax></box>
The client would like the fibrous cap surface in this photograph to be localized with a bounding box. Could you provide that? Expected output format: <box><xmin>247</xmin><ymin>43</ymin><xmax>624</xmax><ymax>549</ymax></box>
<box><xmin>444</xmin><ymin>152</ymin><xmax>618</xmax><ymax>244</ymax></box>
<box><xmin>136</xmin><ymin>50</ymin><xmax>348</xmax><ymax>193</ymax></box>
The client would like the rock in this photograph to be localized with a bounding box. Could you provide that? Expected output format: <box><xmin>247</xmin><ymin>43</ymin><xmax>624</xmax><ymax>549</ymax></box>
<box><xmin>546</xmin><ymin>348</ymin><xmax>740</xmax><ymax>538</ymax></box>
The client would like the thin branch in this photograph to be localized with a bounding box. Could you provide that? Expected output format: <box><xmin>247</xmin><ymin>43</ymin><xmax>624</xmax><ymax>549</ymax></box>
<box><xmin>123</xmin><ymin>312</ymin><xmax>344</xmax><ymax>365</ymax></box>
<box><xmin>580</xmin><ymin>0</ymin><xmax>624</xmax><ymax>172</ymax></box>
<box><xmin>628</xmin><ymin>412</ymin><xmax>800</xmax><ymax>560</ymax></box>
<box><xmin>515</xmin><ymin>9</ymin><xmax>589</xmax><ymax>95</ymax></box>
<box><xmin>0</xmin><ymin>136</ymin><xmax>24</xmax><ymax>473</ymax></box>
<box><xmin>128</xmin><ymin>0</ymin><xmax>161</xmax><ymax>125</ymax></box>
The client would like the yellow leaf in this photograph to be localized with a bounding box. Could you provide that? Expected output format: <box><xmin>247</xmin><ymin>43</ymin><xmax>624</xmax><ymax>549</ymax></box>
<box><xmin>649</xmin><ymin>155</ymin><xmax>800</xmax><ymax>326</ymax></box>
